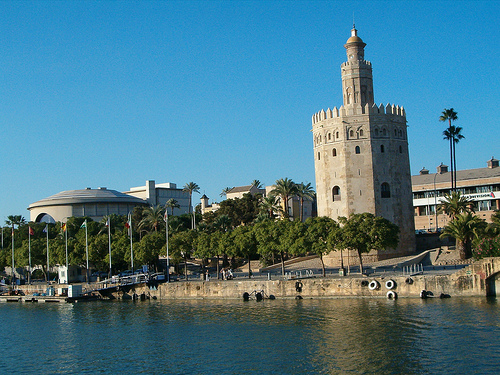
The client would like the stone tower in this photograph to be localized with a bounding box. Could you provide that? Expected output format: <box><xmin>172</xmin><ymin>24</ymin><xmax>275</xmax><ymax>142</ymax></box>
<box><xmin>312</xmin><ymin>26</ymin><xmax>415</xmax><ymax>259</ymax></box>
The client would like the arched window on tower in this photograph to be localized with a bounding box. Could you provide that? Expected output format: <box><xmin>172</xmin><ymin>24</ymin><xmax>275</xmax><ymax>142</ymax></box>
<box><xmin>336</xmin><ymin>131</ymin><xmax>339</xmax><ymax>139</ymax></box>
<box><xmin>399</xmin><ymin>145</ymin><xmax>403</xmax><ymax>153</ymax></box>
<box><xmin>317</xmin><ymin>152</ymin><xmax>321</xmax><ymax>160</ymax></box>
<box><xmin>350</xmin><ymin>130</ymin><xmax>354</xmax><ymax>138</ymax></box>
<box><xmin>332</xmin><ymin>186</ymin><xmax>341</xmax><ymax>201</ymax></box>
<box><xmin>332</xmin><ymin>148</ymin><xmax>337</xmax><ymax>157</ymax></box>
<box><xmin>375</xmin><ymin>128</ymin><xmax>379</xmax><ymax>137</ymax></box>
<box><xmin>355</xmin><ymin>146</ymin><xmax>361</xmax><ymax>154</ymax></box>
<box><xmin>382</xmin><ymin>128</ymin><xmax>387</xmax><ymax>137</ymax></box>
<box><xmin>328</xmin><ymin>133</ymin><xmax>331</xmax><ymax>141</ymax></box>
<box><xmin>359</xmin><ymin>129</ymin><xmax>364</xmax><ymax>137</ymax></box>
<box><xmin>381</xmin><ymin>183</ymin><xmax>391</xmax><ymax>198</ymax></box>
<box><xmin>381</xmin><ymin>145</ymin><xmax>385</xmax><ymax>153</ymax></box>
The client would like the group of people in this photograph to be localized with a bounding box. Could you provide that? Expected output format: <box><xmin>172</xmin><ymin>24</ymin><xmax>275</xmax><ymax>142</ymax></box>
<box><xmin>220</xmin><ymin>268</ymin><xmax>233</xmax><ymax>280</ymax></box>
<box><xmin>204</xmin><ymin>268</ymin><xmax>234</xmax><ymax>281</ymax></box>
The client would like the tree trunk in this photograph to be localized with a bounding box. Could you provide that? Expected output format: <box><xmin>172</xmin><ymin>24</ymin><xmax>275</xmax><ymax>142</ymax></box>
<box><xmin>184</xmin><ymin>255</ymin><xmax>188</xmax><ymax>280</ymax></box>
<box><xmin>248</xmin><ymin>255</ymin><xmax>252</xmax><ymax>279</ymax></box>
<box><xmin>453</xmin><ymin>140</ymin><xmax>457</xmax><ymax>191</ymax></box>
<box><xmin>358</xmin><ymin>251</ymin><xmax>364</xmax><ymax>274</ymax></box>
<box><xmin>280</xmin><ymin>251</ymin><xmax>285</xmax><ymax>276</ymax></box>
<box><xmin>216</xmin><ymin>254</ymin><xmax>220</xmax><ymax>279</ymax></box>
<box><xmin>449</xmin><ymin>137</ymin><xmax>454</xmax><ymax>190</ymax></box>
<box><xmin>456</xmin><ymin>240</ymin><xmax>467</xmax><ymax>260</ymax></box>
<box><xmin>320</xmin><ymin>253</ymin><xmax>326</xmax><ymax>277</ymax></box>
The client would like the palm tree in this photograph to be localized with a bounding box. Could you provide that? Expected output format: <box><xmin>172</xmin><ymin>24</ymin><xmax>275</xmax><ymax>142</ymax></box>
<box><xmin>220</xmin><ymin>187</ymin><xmax>233</xmax><ymax>198</ymax></box>
<box><xmin>214</xmin><ymin>214</ymin><xmax>232</xmax><ymax>233</ymax></box>
<box><xmin>183</xmin><ymin>182</ymin><xmax>200</xmax><ymax>229</ymax></box>
<box><xmin>251</xmin><ymin>180</ymin><xmax>263</xmax><ymax>189</ymax></box>
<box><xmin>440</xmin><ymin>213</ymin><xmax>486</xmax><ymax>259</ymax></box>
<box><xmin>259</xmin><ymin>195</ymin><xmax>280</xmax><ymax>219</ymax></box>
<box><xmin>139</xmin><ymin>205</ymin><xmax>165</xmax><ymax>233</ymax></box>
<box><xmin>485</xmin><ymin>211</ymin><xmax>500</xmax><ymax>237</ymax></box>
<box><xmin>5</xmin><ymin>215</ymin><xmax>26</xmax><ymax>228</ymax></box>
<box><xmin>165</xmin><ymin>198</ymin><xmax>180</xmax><ymax>216</ymax></box>
<box><xmin>438</xmin><ymin>191</ymin><xmax>474</xmax><ymax>220</ymax></box>
<box><xmin>270</xmin><ymin>178</ymin><xmax>298</xmax><ymax>219</ymax></box>
<box><xmin>440</xmin><ymin>108</ymin><xmax>458</xmax><ymax>189</ymax></box>
<box><xmin>451</xmin><ymin>126</ymin><xmax>465</xmax><ymax>189</ymax></box>
<box><xmin>296</xmin><ymin>182</ymin><xmax>315</xmax><ymax>222</ymax></box>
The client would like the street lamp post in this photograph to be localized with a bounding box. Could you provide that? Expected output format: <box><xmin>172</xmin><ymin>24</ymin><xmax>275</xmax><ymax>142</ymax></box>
<box><xmin>164</xmin><ymin>210</ymin><xmax>170</xmax><ymax>282</ymax></box>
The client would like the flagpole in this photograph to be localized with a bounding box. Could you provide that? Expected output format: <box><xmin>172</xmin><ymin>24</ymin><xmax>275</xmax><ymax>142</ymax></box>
<box><xmin>84</xmin><ymin>220</ymin><xmax>89</xmax><ymax>283</ymax></box>
<box><xmin>11</xmin><ymin>225</ymin><xmax>15</xmax><ymax>282</ymax></box>
<box><xmin>46</xmin><ymin>225</ymin><xmax>49</xmax><ymax>284</ymax></box>
<box><xmin>128</xmin><ymin>213</ymin><xmax>134</xmax><ymax>273</ymax></box>
<box><xmin>107</xmin><ymin>218</ymin><xmax>112</xmax><ymax>279</ymax></box>
<box><xmin>28</xmin><ymin>227</ymin><xmax>32</xmax><ymax>285</ymax></box>
<box><xmin>164</xmin><ymin>209</ymin><xmax>169</xmax><ymax>282</ymax></box>
<box><xmin>64</xmin><ymin>222</ymin><xmax>69</xmax><ymax>284</ymax></box>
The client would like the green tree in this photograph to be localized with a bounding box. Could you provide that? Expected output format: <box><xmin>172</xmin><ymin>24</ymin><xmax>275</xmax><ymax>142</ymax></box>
<box><xmin>440</xmin><ymin>108</ymin><xmax>458</xmax><ymax>189</ymax></box>
<box><xmin>438</xmin><ymin>191</ymin><xmax>474</xmax><ymax>220</ymax></box>
<box><xmin>138</xmin><ymin>205</ymin><xmax>165</xmax><ymax>233</ymax></box>
<box><xmin>258</xmin><ymin>195</ymin><xmax>280</xmax><ymax>220</ymax></box>
<box><xmin>220</xmin><ymin>187</ymin><xmax>233</xmax><ymax>198</ymax></box>
<box><xmin>486</xmin><ymin>211</ymin><xmax>500</xmax><ymax>237</ymax></box>
<box><xmin>338</xmin><ymin>213</ymin><xmax>399</xmax><ymax>274</ymax></box>
<box><xmin>251</xmin><ymin>180</ymin><xmax>263</xmax><ymax>189</ymax></box>
<box><xmin>165</xmin><ymin>199</ymin><xmax>181</xmax><ymax>216</ymax></box>
<box><xmin>254</xmin><ymin>220</ymin><xmax>291</xmax><ymax>276</ymax></box>
<box><xmin>217</xmin><ymin>193</ymin><xmax>260</xmax><ymax>227</ymax></box>
<box><xmin>270</xmin><ymin>178</ymin><xmax>298</xmax><ymax>218</ymax></box>
<box><xmin>296</xmin><ymin>182</ymin><xmax>315</xmax><ymax>222</ymax></box>
<box><xmin>170</xmin><ymin>230</ymin><xmax>197</xmax><ymax>279</ymax></box>
<box><xmin>232</xmin><ymin>225</ymin><xmax>258</xmax><ymax>278</ymax></box>
<box><xmin>305</xmin><ymin>217</ymin><xmax>339</xmax><ymax>276</ymax></box>
<box><xmin>183</xmin><ymin>182</ymin><xmax>200</xmax><ymax>229</ymax></box>
<box><xmin>135</xmin><ymin>232</ymin><xmax>165</xmax><ymax>272</ymax></box>
<box><xmin>193</xmin><ymin>231</ymin><xmax>214</xmax><ymax>273</ymax></box>
<box><xmin>440</xmin><ymin>213</ymin><xmax>486</xmax><ymax>259</ymax></box>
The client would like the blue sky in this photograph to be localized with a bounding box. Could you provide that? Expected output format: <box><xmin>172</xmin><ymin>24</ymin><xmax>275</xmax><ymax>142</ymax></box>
<box><xmin>1</xmin><ymin>0</ymin><xmax>499</xmax><ymax>222</ymax></box>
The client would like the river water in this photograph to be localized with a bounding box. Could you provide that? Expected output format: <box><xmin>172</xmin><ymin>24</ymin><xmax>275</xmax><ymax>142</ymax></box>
<box><xmin>0</xmin><ymin>297</ymin><xmax>498</xmax><ymax>374</ymax></box>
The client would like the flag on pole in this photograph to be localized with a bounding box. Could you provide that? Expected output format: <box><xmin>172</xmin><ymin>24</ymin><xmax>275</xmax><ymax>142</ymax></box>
<box><xmin>105</xmin><ymin>217</ymin><xmax>110</xmax><ymax>227</ymax></box>
<box><xmin>125</xmin><ymin>214</ymin><xmax>132</xmax><ymax>236</ymax></box>
<box><xmin>29</xmin><ymin>227</ymin><xmax>34</xmax><ymax>236</ymax></box>
<box><xmin>80</xmin><ymin>220</ymin><xmax>87</xmax><ymax>229</ymax></box>
<box><xmin>61</xmin><ymin>223</ymin><xmax>67</xmax><ymax>232</ymax></box>
<box><xmin>43</xmin><ymin>225</ymin><xmax>48</xmax><ymax>233</ymax></box>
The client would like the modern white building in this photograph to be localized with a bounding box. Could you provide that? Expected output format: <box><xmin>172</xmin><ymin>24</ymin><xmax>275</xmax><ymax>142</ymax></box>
<box><xmin>28</xmin><ymin>187</ymin><xmax>148</xmax><ymax>223</ymax></box>
<box><xmin>412</xmin><ymin>158</ymin><xmax>500</xmax><ymax>231</ymax></box>
<box><xmin>28</xmin><ymin>180</ymin><xmax>190</xmax><ymax>223</ymax></box>
<box><xmin>124</xmin><ymin>180</ymin><xmax>190</xmax><ymax>215</ymax></box>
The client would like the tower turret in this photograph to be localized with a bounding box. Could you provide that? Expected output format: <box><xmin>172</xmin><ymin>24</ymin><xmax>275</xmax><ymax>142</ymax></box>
<box><xmin>341</xmin><ymin>26</ymin><xmax>374</xmax><ymax>107</ymax></box>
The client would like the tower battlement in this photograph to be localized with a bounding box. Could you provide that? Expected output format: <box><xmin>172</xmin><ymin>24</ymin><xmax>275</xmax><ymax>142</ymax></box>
<box><xmin>341</xmin><ymin>60</ymin><xmax>372</xmax><ymax>68</ymax></box>
<box><xmin>312</xmin><ymin>103</ymin><xmax>405</xmax><ymax>125</ymax></box>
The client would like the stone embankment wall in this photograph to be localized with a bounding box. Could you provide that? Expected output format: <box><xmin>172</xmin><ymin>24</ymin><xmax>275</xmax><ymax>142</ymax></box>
<box><xmin>124</xmin><ymin>258</ymin><xmax>500</xmax><ymax>300</ymax></box>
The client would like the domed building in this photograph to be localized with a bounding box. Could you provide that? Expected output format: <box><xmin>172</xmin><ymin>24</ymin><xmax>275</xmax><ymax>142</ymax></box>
<box><xmin>28</xmin><ymin>187</ymin><xmax>148</xmax><ymax>223</ymax></box>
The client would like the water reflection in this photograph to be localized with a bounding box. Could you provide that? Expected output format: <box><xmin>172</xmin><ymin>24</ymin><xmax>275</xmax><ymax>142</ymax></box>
<box><xmin>0</xmin><ymin>297</ymin><xmax>498</xmax><ymax>374</ymax></box>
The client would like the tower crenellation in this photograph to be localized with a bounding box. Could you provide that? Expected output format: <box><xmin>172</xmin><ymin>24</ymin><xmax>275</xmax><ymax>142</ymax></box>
<box><xmin>312</xmin><ymin>103</ymin><xmax>406</xmax><ymax>124</ymax></box>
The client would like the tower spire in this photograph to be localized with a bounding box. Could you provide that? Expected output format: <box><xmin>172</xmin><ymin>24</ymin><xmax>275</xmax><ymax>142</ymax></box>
<box><xmin>342</xmin><ymin>27</ymin><xmax>373</xmax><ymax>107</ymax></box>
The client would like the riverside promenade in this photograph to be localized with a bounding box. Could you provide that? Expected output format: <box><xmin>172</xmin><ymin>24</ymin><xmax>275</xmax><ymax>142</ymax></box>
<box><xmin>115</xmin><ymin>251</ymin><xmax>500</xmax><ymax>300</ymax></box>
<box><xmin>3</xmin><ymin>250</ymin><xmax>499</xmax><ymax>302</ymax></box>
